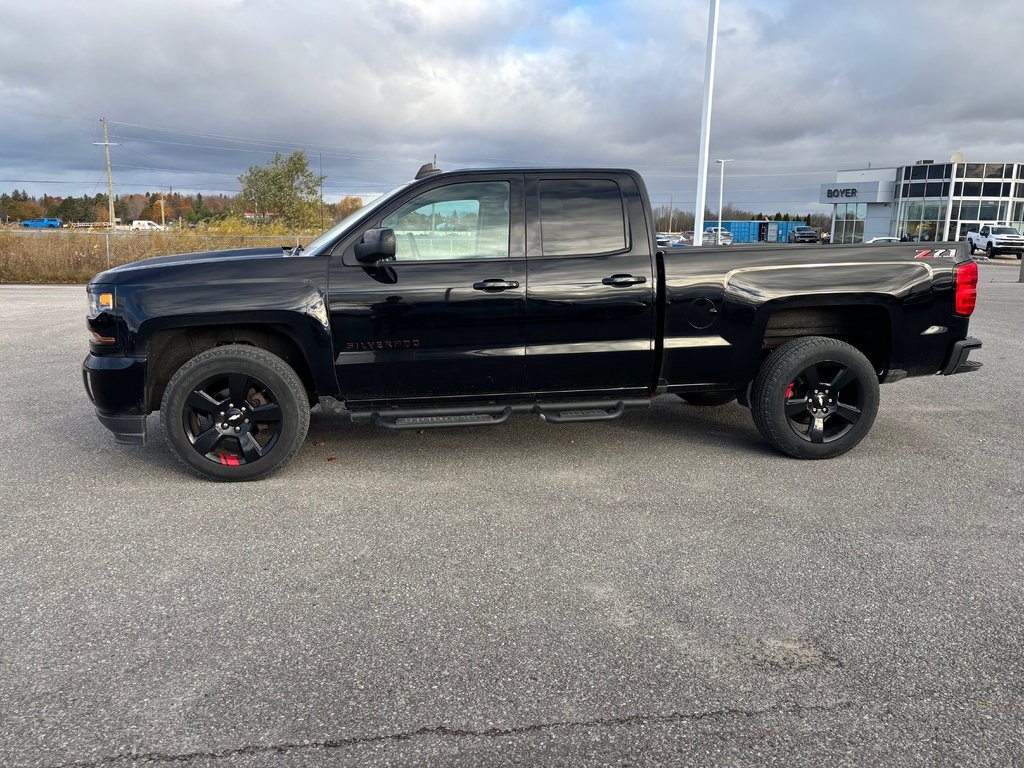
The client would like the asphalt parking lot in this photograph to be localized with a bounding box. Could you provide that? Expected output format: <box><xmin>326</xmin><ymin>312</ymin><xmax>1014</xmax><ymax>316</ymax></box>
<box><xmin>1</xmin><ymin>264</ymin><xmax>1022</xmax><ymax>767</ymax></box>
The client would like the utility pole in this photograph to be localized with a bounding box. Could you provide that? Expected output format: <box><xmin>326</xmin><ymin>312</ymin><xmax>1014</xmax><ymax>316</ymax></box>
<box><xmin>668</xmin><ymin>192</ymin><xmax>675</xmax><ymax>234</ymax></box>
<box><xmin>93</xmin><ymin>118</ymin><xmax>118</xmax><ymax>229</ymax></box>
<box><xmin>319</xmin><ymin>152</ymin><xmax>324</xmax><ymax>230</ymax></box>
<box><xmin>693</xmin><ymin>0</ymin><xmax>721</xmax><ymax>247</ymax></box>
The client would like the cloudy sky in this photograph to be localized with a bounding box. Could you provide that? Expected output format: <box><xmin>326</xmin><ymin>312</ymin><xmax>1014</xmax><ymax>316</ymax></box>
<box><xmin>1</xmin><ymin>0</ymin><xmax>1022</xmax><ymax>213</ymax></box>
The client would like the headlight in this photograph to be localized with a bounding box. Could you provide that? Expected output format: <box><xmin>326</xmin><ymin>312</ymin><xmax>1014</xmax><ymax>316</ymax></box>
<box><xmin>87</xmin><ymin>286</ymin><xmax>114</xmax><ymax>318</ymax></box>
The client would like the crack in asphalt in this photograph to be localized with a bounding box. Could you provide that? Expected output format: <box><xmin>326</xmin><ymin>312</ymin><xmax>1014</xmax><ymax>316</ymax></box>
<box><xmin>52</xmin><ymin>700</ymin><xmax>854</xmax><ymax>767</ymax></box>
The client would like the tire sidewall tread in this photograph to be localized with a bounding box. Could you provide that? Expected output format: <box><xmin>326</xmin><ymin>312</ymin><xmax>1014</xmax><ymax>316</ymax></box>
<box><xmin>160</xmin><ymin>344</ymin><xmax>310</xmax><ymax>481</ymax></box>
<box><xmin>751</xmin><ymin>336</ymin><xmax>880</xmax><ymax>460</ymax></box>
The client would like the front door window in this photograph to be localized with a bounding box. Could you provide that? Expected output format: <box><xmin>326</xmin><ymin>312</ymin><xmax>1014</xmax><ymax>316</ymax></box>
<box><xmin>381</xmin><ymin>182</ymin><xmax>510</xmax><ymax>261</ymax></box>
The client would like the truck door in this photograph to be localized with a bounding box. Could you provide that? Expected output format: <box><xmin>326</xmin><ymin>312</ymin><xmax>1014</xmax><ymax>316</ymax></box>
<box><xmin>328</xmin><ymin>176</ymin><xmax>527</xmax><ymax>402</ymax></box>
<box><xmin>523</xmin><ymin>173</ymin><xmax>656</xmax><ymax>395</ymax></box>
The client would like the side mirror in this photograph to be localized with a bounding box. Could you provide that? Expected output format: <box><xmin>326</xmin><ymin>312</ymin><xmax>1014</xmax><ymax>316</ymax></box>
<box><xmin>354</xmin><ymin>227</ymin><xmax>396</xmax><ymax>264</ymax></box>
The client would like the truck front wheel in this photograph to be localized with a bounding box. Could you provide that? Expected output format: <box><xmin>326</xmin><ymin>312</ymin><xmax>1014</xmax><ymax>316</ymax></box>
<box><xmin>160</xmin><ymin>344</ymin><xmax>310</xmax><ymax>481</ymax></box>
<box><xmin>751</xmin><ymin>337</ymin><xmax>879</xmax><ymax>459</ymax></box>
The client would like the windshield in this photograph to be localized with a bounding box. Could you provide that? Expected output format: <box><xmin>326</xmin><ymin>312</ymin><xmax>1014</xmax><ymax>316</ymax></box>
<box><xmin>991</xmin><ymin>226</ymin><xmax>1020</xmax><ymax>235</ymax></box>
<box><xmin>303</xmin><ymin>181</ymin><xmax>414</xmax><ymax>256</ymax></box>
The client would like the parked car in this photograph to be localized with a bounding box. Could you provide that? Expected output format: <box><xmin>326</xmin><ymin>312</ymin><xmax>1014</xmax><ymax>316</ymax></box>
<box><xmin>83</xmin><ymin>165</ymin><xmax>981</xmax><ymax>480</ymax></box>
<box><xmin>966</xmin><ymin>224</ymin><xmax>1024</xmax><ymax>259</ymax></box>
<box><xmin>787</xmin><ymin>226</ymin><xmax>819</xmax><ymax>243</ymax></box>
<box><xmin>703</xmin><ymin>226</ymin><xmax>733</xmax><ymax>245</ymax></box>
<box><xmin>20</xmin><ymin>218</ymin><xmax>62</xmax><ymax>228</ymax></box>
<box><xmin>130</xmin><ymin>220</ymin><xmax>166</xmax><ymax>231</ymax></box>
<box><xmin>679</xmin><ymin>231</ymin><xmax>694</xmax><ymax>245</ymax></box>
<box><xmin>866</xmin><ymin>236</ymin><xmax>901</xmax><ymax>244</ymax></box>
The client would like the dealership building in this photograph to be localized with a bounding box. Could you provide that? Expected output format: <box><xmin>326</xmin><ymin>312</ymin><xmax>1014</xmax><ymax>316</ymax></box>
<box><xmin>821</xmin><ymin>158</ymin><xmax>1024</xmax><ymax>243</ymax></box>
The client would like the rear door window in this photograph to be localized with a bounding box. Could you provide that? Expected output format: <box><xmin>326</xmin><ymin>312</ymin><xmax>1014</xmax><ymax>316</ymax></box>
<box><xmin>538</xmin><ymin>179</ymin><xmax>627</xmax><ymax>257</ymax></box>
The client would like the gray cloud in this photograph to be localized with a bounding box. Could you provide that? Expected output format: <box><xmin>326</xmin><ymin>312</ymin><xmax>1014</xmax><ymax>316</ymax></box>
<box><xmin>0</xmin><ymin>0</ymin><xmax>1021</xmax><ymax>212</ymax></box>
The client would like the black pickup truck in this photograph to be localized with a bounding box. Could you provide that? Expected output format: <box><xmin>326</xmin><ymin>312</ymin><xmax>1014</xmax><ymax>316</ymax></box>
<box><xmin>83</xmin><ymin>165</ymin><xmax>982</xmax><ymax>480</ymax></box>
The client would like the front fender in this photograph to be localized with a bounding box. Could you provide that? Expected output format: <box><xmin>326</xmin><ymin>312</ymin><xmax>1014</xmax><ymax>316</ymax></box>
<box><xmin>120</xmin><ymin>279</ymin><xmax>338</xmax><ymax>396</ymax></box>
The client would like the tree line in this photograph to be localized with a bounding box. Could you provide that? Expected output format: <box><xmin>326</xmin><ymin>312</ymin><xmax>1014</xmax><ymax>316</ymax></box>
<box><xmin>1</xmin><ymin>152</ymin><xmax>363</xmax><ymax>229</ymax></box>
<box><xmin>652</xmin><ymin>203</ymin><xmax>832</xmax><ymax>232</ymax></box>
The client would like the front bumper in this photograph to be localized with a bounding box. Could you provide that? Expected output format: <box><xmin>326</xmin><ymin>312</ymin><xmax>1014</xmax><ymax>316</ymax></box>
<box><xmin>82</xmin><ymin>354</ymin><xmax>148</xmax><ymax>444</ymax></box>
<box><xmin>940</xmin><ymin>337</ymin><xmax>983</xmax><ymax>376</ymax></box>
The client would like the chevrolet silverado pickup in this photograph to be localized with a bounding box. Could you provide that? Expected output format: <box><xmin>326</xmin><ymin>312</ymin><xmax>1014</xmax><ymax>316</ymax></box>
<box><xmin>966</xmin><ymin>224</ymin><xmax>1024</xmax><ymax>259</ymax></box>
<box><xmin>83</xmin><ymin>165</ymin><xmax>983</xmax><ymax>480</ymax></box>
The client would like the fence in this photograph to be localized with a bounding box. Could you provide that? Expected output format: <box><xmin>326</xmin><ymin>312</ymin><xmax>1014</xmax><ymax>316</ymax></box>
<box><xmin>0</xmin><ymin>230</ymin><xmax>311</xmax><ymax>283</ymax></box>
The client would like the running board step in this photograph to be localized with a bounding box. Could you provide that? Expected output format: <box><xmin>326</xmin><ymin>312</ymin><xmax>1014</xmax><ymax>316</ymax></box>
<box><xmin>371</xmin><ymin>408</ymin><xmax>512</xmax><ymax>430</ymax></box>
<box><xmin>535</xmin><ymin>402</ymin><xmax>626</xmax><ymax>423</ymax></box>
<box><xmin>350</xmin><ymin>398</ymin><xmax>650</xmax><ymax>430</ymax></box>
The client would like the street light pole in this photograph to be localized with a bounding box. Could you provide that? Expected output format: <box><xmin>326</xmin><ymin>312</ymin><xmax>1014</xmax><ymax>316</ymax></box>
<box><xmin>693</xmin><ymin>0</ymin><xmax>721</xmax><ymax>247</ymax></box>
<box><xmin>716</xmin><ymin>158</ymin><xmax>733</xmax><ymax>245</ymax></box>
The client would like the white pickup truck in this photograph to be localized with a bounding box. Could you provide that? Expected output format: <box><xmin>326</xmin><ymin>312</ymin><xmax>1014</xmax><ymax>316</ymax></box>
<box><xmin>966</xmin><ymin>224</ymin><xmax>1024</xmax><ymax>259</ymax></box>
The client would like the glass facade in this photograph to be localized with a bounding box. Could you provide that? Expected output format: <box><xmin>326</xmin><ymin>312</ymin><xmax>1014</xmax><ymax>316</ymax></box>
<box><xmin>833</xmin><ymin>203</ymin><xmax>867</xmax><ymax>243</ymax></box>
<box><xmin>892</xmin><ymin>161</ymin><xmax>1023</xmax><ymax>241</ymax></box>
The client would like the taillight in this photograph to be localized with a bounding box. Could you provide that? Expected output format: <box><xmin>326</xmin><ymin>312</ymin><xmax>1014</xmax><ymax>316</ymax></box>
<box><xmin>954</xmin><ymin>260</ymin><xmax>978</xmax><ymax>316</ymax></box>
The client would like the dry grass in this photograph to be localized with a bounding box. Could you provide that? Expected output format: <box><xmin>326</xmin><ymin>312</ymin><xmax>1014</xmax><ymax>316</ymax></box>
<box><xmin>0</xmin><ymin>229</ymin><xmax>316</xmax><ymax>283</ymax></box>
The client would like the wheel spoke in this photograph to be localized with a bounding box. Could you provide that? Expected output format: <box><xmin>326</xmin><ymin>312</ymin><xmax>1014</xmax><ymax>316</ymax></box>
<box><xmin>808</xmin><ymin>416</ymin><xmax>826</xmax><ymax>444</ymax></box>
<box><xmin>239</xmin><ymin>433</ymin><xmax>264</xmax><ymax>463</ymax></box>
<box><xmin>785</xmin><ymin>399</ymin><xmax>808</xmax><ymax>418</ymax></box>
<box><xmin>186</xmin><ymin>390</ymin><xmax>222</xmax><ymax>414</ymax></box>
<box><xmin>229</xmin><ymin>374</ymin><xmax>251</xmax><ymax>406</ymax></box>
<box><xmin>834</xmin><ymin>402</ymin><xmax>862</xmax><ymax>425</ymax></box>
<box><xmin>830</xmin><ymin>366</ymin><xmax>856</xmax><ymax>392</ymax></box>
<box><xmin>192</xmin><ymin>426</ymin><xmax>223</xmax><ymax>455</ymax></box>
<box><xmin>801</xmin><ymin>364</ymin><xmax>822</xmax><ymax>391</ymax></box>
<box><xmin>249</xmin><ymin>403</ymin><xmax>282</xmax><ymax>422</ymax></box>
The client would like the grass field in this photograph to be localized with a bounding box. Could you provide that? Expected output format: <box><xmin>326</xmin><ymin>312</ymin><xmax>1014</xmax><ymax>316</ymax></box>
<box><xmin>0</xmin><ymin>229</ymin><xmax>314</xmax><ymax>283</ymax></box>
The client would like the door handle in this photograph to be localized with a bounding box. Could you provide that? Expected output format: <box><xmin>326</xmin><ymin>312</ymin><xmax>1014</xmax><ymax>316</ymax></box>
<box><xmin>473</xmin><ymin>279</ymin><xmax>520</xmax><ymax>291</ymax></box>
<box><xmin>602</xmin><ymin>274</ymin><xmax>647</xmax><ymax>287</ymax></box>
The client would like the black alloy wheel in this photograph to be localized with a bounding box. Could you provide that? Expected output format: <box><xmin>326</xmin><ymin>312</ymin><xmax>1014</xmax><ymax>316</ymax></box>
<box><xmin>986</xmin><ymin>243</ymin><xmax>994</xmax><ymax>259</ymax></box>
<box><xmin>161</xmin><ymin>345</ymin><xmax>309</xmax><ymax>481</ymax></box>
<box><xmin>751</xmin><ymin>336</ymin><xmax>879</xmax><ymax>459</ymax></box>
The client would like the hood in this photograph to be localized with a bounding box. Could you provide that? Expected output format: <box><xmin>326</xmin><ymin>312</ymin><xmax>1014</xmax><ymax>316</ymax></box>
<box><xmin>91</xmin><ymin>246</ymin><xmax>288</xmax><ymax>284</ymax></box>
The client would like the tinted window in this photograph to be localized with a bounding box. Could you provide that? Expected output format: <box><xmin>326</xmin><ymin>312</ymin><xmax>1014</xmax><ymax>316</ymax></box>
<box><xmin>982</xmin><ymin>182</ymin><xmax>1001</xmax><ymax>197</ymax></box>
<box><xmin>908</xmin><ymin>182</ymin><xmax>926</xmax><ymax>198</ymax></box>
<box><xmin>925</xmin><ymin>182</ymin><xmax>943</xmax><ymax>197</ymax></box>
<box><xmin>965</xmin><ymin>163</ymin><xmax>985</xmax><ymax>178</ymax></box>
<box><xmin>985</xmin><ymin>164</ymin><xmax>1004</xmax><ymax>179</ymax></box>
<box><xmin>911</xmin><ymin>165</ymin><xmax>928</xmax><ymax>180</ymax></box>
<box><xmin>381</xmin><ymin>181</ymin><xmax>510</xmax><ymax>261</ymax></box>
<box><xmin>962</xmin><ymin>182</ymin><xmax>982</xmax><ymax>197</ymax></box>
<box><xmin>539</xmin><ymin>179</ymin><xmax>627</xmax><ymax>257</ymax></box>
<box><xmin>927</xmin><ymin>163</ymin><xmax>948</xmax><ymax>179</ymax></box>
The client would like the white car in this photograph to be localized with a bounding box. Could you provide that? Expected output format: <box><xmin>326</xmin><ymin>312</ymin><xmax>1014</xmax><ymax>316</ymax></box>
<box><xmin>866</xmin><ymin>236</ymin><xmax>901</xmax><ymax>244</ymax></box>
<box><xmin>703</xmin><ymin>227</ymin><xmax>733</xmax><ymax>245</ymax></box>
<box><xmin>130</xmin><ymin>220</ymin><xmax>165</xmax><ymax>231</ymax></box>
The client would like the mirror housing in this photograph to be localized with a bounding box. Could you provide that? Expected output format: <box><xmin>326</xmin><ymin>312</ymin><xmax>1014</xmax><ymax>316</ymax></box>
<box><xmin>354</xmin><ymin>227</ymin><xmax>396</xmax><ymax>264</ymax></box>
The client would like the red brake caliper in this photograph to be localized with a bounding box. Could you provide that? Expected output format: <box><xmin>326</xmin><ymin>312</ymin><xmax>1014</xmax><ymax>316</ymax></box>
<box><xmin>785</xmin><ymin>382</ymin><xmax>794</xmax><ymax>400</ymax></box>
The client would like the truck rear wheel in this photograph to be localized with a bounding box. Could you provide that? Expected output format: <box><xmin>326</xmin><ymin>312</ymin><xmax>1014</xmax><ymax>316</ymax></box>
<box><xmin>160</xmin><ymin>345</ymin><xmax>310</xmax><ymax>481</ymax></box>
<box><xmin>751</xmin><ymin>337</ymin><xmax>879</xmax><ymax>460</ymax></box>
<box><xmin>986</xmin><ymin>243</ymin><xmax>994</xmax><ymax>259</ymax></box>
<box><xmin>968</xmin><ymin>240</ymin><xmax>975</xmax><ymax>255</ymax></box>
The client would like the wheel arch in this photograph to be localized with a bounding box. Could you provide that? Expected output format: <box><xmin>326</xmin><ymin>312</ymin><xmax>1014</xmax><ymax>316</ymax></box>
<box><xmin>753</xmin><ymin>301</ymin><xmax>894</xmax><ymax>377</ymax></box>
<box><xmin>142</xmin><ymin>322</ymin><xmax>332</xmax><ymax>412</ymax></box>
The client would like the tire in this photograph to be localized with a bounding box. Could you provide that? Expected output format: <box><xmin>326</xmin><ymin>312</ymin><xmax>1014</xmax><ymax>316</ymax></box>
<box><xmin>986</xmin><ymin>243</ymin><xmax>994</xmax><ymax>259</ymax></box>
<box><xmin>678</xmin><ymin>391</ymin><xmax>736</xmax><ymax>406</ymax></box>
<box><xmin>160</xmin><ymin>344</ymin><xmax>310</xmax><ymax>481</ymax></box>
<box><xmin>968</xmin><ymin>240</ymin><xmax>975</xmax><ymax>255</ymax></box>
<box><xmin>751</xmin><ymin>337</ymin><xmax>879</xmax><ymax>460</ymax></box>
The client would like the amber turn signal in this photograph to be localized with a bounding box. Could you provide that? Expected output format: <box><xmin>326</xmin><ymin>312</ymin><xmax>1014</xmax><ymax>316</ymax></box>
<box><xmin>90</xmin><ymin>331</ymin><xmax>116</xmax><ymax>344</ymax></box>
